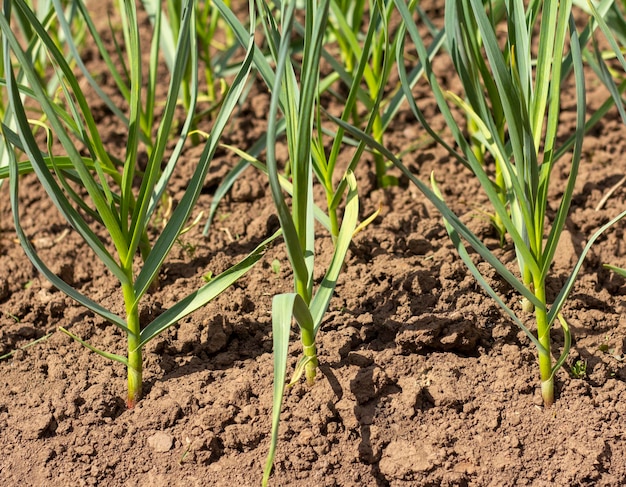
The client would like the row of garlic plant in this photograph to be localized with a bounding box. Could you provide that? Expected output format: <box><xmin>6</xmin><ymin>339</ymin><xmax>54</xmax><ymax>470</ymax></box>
<box><xmin>3</xmin><ymin>0</ymin><xmax>626</xmax><ymax>482</ymax></box>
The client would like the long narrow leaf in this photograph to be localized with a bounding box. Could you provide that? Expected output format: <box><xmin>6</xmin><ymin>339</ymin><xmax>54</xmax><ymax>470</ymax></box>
<box><xmin>140</xmin><ymin>0</ymin><xmax>176</xmax><ymax>71</ymax></box>
<box><xmin>127</xmin><ymin>0</ymin><xmax>195</xmax><ymax>263</ymax></box>
<box><xmin>59</xmin><ymin>327</ymin><xmax>128</xmax><ymax>366</ymax></box>
<box><xmin>431</xmin><ymin>174</ymin><xmax>548</xmax><ymax>354</ymax></box>
<box><xmin>311</xmin><ymin>171</ymin><xmax>359</xmax><ymax>332</ymax></box>
<box><xmin>4</xmin><ymin>0</ymin><xmax>128</xmax><ymax>258</ymax></box>
<box><xmin>541</xmin><ymin>16</ymin><xmax>586</xmax><ymax>279</ymax></box>
<box><xmin>263</xmin><ymin>292</ymin><xmax>313</xmax><ymax>486</ymax></box>
<box><xmin>333</xmin><ymin>116</ymin><xmax>544</xmax><ymax>310</ymax></box>
<box><xmin>2</xmin><ymin>127</ymin><xmax>128</xmax><ymax>332</ymax></box>
<box><xmin>133</xmin><ymin>2</ymin><xmax>256</xmax><ymax>300</ymax></box>
<box><xmin>394</xmin><ymin>0</ymin><xmax>540</xmax><ymax>277</ymax></box>
<box><xmin>0</xmin><ymin>38</ymin><xmax>128</xmax><ymax>284</ymax></box>
<box><xmin>138</xmin><ymin>230</ymin><xmax>281</xmax><ymax>347</ymax></box>
<box><xmin>263</xmin><ymin>2</ymin><xmax>309</xmax><ymax>294</ymax></box>
<box><xmin>547</xmin><ymin>208</ymin><xmax>626</xmax><ymax>326</ymax></box>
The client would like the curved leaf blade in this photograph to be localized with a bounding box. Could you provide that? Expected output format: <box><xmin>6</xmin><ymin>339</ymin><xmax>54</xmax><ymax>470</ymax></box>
<box><xmin>138</xmin><ymin>230</ymin><xmax>281</xmax><ymax>347</ymax></box>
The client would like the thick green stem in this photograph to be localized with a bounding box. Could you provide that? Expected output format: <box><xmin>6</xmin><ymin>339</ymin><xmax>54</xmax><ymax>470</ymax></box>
<box><xmin>123</xmin><ymin>281</ymin><xmax>143</xmax><ymax>408</ymax></box>
<box><xmin>521</xmin><ymin>265</ymin><xmax>535</xmax><ymax>313</ymax></box>
<box><xmin>534</xmin><ymin>279</ymin><xmax>553</xmax><ymax>407</ymax></box>
<box><xmin>301</xmin><ymin>326</ymin><xmax>318</xmax><ymax>386</ymax></box>
<box><xmin>295</xmin><ymin>254</ymin><xmax>316</xmax><ymax>383</ymax></box>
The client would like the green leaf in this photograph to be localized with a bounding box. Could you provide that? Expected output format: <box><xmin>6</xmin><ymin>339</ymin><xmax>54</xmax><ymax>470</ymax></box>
<box><xmin>202</xmin><ymin>119</ymin><xmax>286</xmax><ymax>236</ymax></box>
<box><xmin>311</xmin><ymin>171</ymin><xmax>359</xmax><ymax>333</ymax></box>
<box><xmin>126</xmin><ymin>0</ymin><xmax>196</xmax><ymax>264</ymax></box>
<box><xmin>138</xmin><ymin>230</ymin><xmax>281</xmax><ymax>347</ymax></box>
<box><xmin>550</xmin><ymin>314</ymin><xmax>572</xmax><ymax>380</ymax></box>
<box><xmin>541</xmin><ymin>15</ymin><xmax>586</xmax><ymax>279</ymax></box>
<box><xmin>604</xmin><ymin>264</ymin><xmax>626</xmax><ymax>279</ymax></box>
<box><xmin>431</xmin><ymin>174</ymin><xmax>547</xmax><ymax>355</ymax></box>
<box><xmin>263</xmin><ymin>292</ymin><xmax>314</xmax><ymax>487</ymax></box>
<box><xmin>333</xmin><ymin>117</ymin><xmax>544</xmax><ymax>311</ymax></box>
<box><xmin>59</xmin><ymin>327</ymin><xmax>128</xmax><ymax>366</ymax></box>
<box><xmin>3</xmin><ymin>126</ymin><xmax>128</xmax><ymax>332</ymax></box>
<box><xmin>548</xmin><ymin>208</ymin><xmax>626</xmax><ymax>326</ymax></box>
<box><xmin>218</xmin><ymin>143</ymin><xmax>332</xmax><ymax>233</ymax></box>
<box><xmin>263</xmin><ymin>1</ymin><xmax>310</xmax><ymax>298</ymax></box>
<box><xmin>139</xmin><ymin>0</ymin><xmax>176</xmax><ymax>71</ymax></box>
<box><xmin>52</xmin><ymin>0</ymin><xmax>133</xmax><ymax>130</ymax></box>
<box><xmin>2</xmin><ymin>0</ymin><xmax>128</xmax><ymax>261</ymax></box>
<box><xmin>133</xmin><ymin>3</ymin><xmax>256</xmax><ymax>300</ymax></box>
<box><xmin>394</xmin><ymin>0</ymin><xmax>540</xmax><ymax>277</ymax></box>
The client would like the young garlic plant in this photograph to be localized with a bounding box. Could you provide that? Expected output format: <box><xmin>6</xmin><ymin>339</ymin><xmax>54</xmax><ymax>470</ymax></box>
<box><xmin>1</xmin><ymin>0</ymin><xmax>276</xmax><ymax>407</ymax></box>
<box><xmin>212</xmin><ymin>0</ymin><xmax>383</xmax><ymax>482</ymax></box>
<box><xmin>340</xmin><ymin>0</ymin><xmax>626</xmax><ymax>407</ymax></box>
<box><xmin>256</xmin><ymin>0</ymin><xmax>362</xmax><ymax>482</ymax></box>
<box><xmin>397</xmin><ymin>0</ymin><xmax>626</xmax><ymax>406</ymax></box>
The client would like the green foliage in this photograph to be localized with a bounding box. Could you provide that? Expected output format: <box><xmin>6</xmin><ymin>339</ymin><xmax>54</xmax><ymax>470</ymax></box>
<box><xmin>3</xmin><ymin>0</ymin><xmax>626</xmax><ymax>483</ymax></box>
<box><xmin>570</xmin><ymin>359</ymin><xmax>587</xmax><ymax>379</ymax></box>
<box><xmin>1</xmin><ymin>0</ymin><xmax>277</xmax><ymax>407</ymax></box>
<box><xmin>326</xmin><ymin>0</ymin><xmax>398</xmax><ymax>187</ymax></box>
<box><xmin>201</xmin><ymin>0</ymin><xmax>444</xmax><ymax>238</ymax></box>
<box><xmin>324</xmin><ymin>0</ymin><xmax>445</xmax><ymax>188</ymax></box>
<box><xmin>588</xmin><ymin>0</ymin><xmax>626</xmax><ymax>279</ymax></box>
<box><xmin>254</xmin><ymin>0</ymin><xmax>361</xmax><ymax>482</ymax></box>
<box><xmin>140</xmin><ymin>0</ymin><xmax>238</xmax><ymax>132</ymax></box>
<box><xmin>337</xmin><ymin>0</ymin><xmax>626</xmax><ymax>407</ymax></box>
<box><xmin>0</xmin><ymin>0</ymin><xmax>86</xmax><ymax>173</ymax></box>
<box><xmin>209</xmin><ymin>0</ymin><xmax>379</xmax><ymax>482</ymax></box>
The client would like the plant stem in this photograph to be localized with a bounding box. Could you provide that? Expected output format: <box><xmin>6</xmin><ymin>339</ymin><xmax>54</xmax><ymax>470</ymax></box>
<box><xmin>521</xmin><ymin>266</ymin><xmax>535</xmax><ymax>313</ymax></box>
<box><xmin>534</xmin><ymin>278</ymin><xmax>553</xmax><ymax>406</ymax></box>
<box><xmin>123</xmin><ymin>281</ymin><xmax>143</xmax><ymax>408</ymax></box>
<box><xmin>300</xmin><ymin>326</ymin><xmax>318</xmax><ymax>385</ymax></box>
<box><xmin>297</xmin><ymin>271</ymin><xmax>316</xmax><ymax>383</ymax></box>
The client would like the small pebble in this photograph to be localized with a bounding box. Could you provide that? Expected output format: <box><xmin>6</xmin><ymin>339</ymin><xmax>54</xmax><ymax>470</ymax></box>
<box><xmin>532</xmin><ymin>390</ymin><xmax>544</xmax><ymax>407</ymax></box>
<box><xmin>147</xmin><ymin>432</ymin><xmax>174</xmax><ymax>452</ymax></box>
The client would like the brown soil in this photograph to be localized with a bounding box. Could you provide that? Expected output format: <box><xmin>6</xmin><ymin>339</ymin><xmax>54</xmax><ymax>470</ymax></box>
<box><xmin>2</xmin><ymin>2</ymin><xmax>626</xmax><ymax>486</ymax></box>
